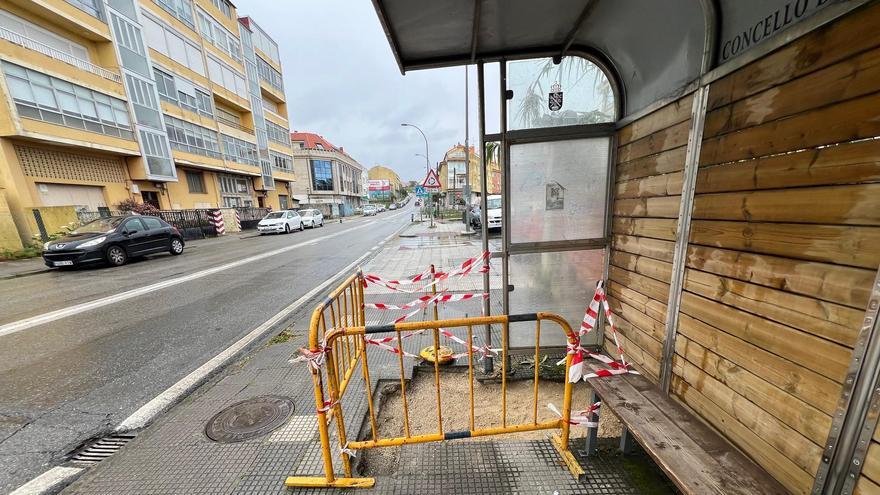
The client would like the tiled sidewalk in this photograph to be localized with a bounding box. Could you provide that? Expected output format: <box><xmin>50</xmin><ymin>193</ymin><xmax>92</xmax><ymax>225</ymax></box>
<box><xmin>62</xmin><ymin>220</ymin><xmax>675</xmax><ymax>495</ymax></box>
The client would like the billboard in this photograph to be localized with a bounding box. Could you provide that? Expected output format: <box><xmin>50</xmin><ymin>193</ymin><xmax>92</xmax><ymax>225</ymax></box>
<box><xmin>368</xmin><ymin>179</ymin><xmax>390</xmax><ymax>191</ymax></box>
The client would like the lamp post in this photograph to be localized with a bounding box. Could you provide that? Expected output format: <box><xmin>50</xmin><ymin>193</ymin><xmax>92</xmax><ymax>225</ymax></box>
<box><xmin>401</xmin><ymin>123</ymin><xmax>433</xmax><ymax>228</ymax></box>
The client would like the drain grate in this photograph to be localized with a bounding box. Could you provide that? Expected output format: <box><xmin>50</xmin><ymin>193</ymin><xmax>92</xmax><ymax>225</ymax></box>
<box><xmin>69</xmin><ymin>433</ymin><xmax>137</xmax><ymax>465</ymax></box>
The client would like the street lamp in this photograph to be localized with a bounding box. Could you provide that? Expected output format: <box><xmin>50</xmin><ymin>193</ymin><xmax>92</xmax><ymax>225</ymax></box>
<box><xmin>401</xmin><ymin>123</ymin><xmax>434</xmax><ymax>228</ymax></box>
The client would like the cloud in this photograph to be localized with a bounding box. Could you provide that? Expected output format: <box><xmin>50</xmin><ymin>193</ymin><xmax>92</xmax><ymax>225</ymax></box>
<box><xmin>241</xmin><ymin>0</ymin><xmax>489</xmax><ymax>182</ymax></box>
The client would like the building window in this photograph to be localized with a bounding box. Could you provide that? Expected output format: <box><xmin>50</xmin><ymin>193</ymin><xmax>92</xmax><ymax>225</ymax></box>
<box><xmin>164</xmin><ymin>114</ymin><xmax>220</xmax><ymax>158</ymax></box>
<box><xmin>66</xmin><ymin>0</ymin><xmax>103</xmax><ymax>19</ymax></box>
<box><xmin>186</xmin><ymin>170</ymin><xmax>206</xmax><ymax>193</ymax></box>
<box><xmin>209</xmin><ymin>0</ymin><xmax>232</xmax><ymax>18</ymax></box>
<box><xmin>197</xmin><ymin>9</ymin><xmax>241</xmax><ymax>63</ymax></box>
<box><xmin>0</xmin><ymin>9</ymin><xmax>91</xmax><ymax>62</ymax></box>
<box><xmin>110</xmin><ymin>13</ymin><xmax>150</xmax><ymax>77</ymax></box>
<box><xmin>261</xmin><ymin>96</ymin><xmax>278</xmax><ymax>114</ymax></box>
<box><xmin>256</xmin><ymin>56</ymin><xmax>283</xmax><ymax>92</ymax></box>
<box><xmin>142</xmin><ymin>13</ymin><xmax>205</xmax><ymax>75</ymax></box>
<box><xmin>139</xmin><ymin>129</ymin><xmax>174</xmax><ymax>177</ymax></box>
<box><xmin>279</xmin><ymin>194</ymin><xmax>288</xmax><ymax>209</ymax></box>
<box><xmin>270</xmin><ymin>151</ymin><xmax>292</xmax><ymax>171</ymax></box>
<box><xmin>154</xmin><ymin>0</ymin><xmax>194</xmax><ymax>28</ymax></box>
<box><xmin>154</xmin><ymin>67</ymin><xmax>214</xmax><ymax>118</ymax></box>
<box><xmin>206</xmin><ymin>54</ymin><xmax>247</xmax><ymax>95</ymax></box>
<box><xmin>265</xmin><ymin>120</ymin><xmax>289</xmax><ymax>146</ymax></box>
<box><xmin>314</xmin><ymin>143</ymin><xmax>324</xmax><ymax>150</ymax></box>
<box><xmin>2</xmin><ymin>62</ymin><xmax>133</xmax><ymax>139</ymax></box>
<box><xmin>221</xmin><ymin>134</ymin><xmax>259</xmax><ymax>166</ymax></box>
<box><xmin>311</xmin><ymin>160</ymin><xmax>333</xmax><ymax>191</ymax></box>
<box><xmin>250</xmin><ymin>22</ymin><xmax>279</xmax><ymax>65</ymax></box>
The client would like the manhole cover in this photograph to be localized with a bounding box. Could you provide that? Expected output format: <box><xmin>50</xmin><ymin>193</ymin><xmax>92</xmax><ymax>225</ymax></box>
<box><xmin>205</xmin><ymin>395</ymin><xmax>294</xmax><ymax>443</ymax></box>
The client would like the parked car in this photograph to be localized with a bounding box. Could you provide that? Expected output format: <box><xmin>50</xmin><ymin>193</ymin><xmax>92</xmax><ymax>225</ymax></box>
<box><xmin>486</xmin><ymin>195</ymin><xmax>502</xmax><ymax>230</ymax></box>
<box><xmin>42</xmin><ymin>215</ymin><xmax>184</xmax><ymax>268</ymax></box>
<box><xmin>298</xmin><ymin>209</ymin><xmax>324</xmax><ymax>228</ymax></box>
<box><xmin>362</xmin><ymin>205</ymin><xmax>377</xmax><ymax>216</ymax></box>
<box><xmin>354</xmin><ymin>206</ymin><xmax>363</xmax><ymax>215</ymax></box>
<box><xmin>378</xmin><ymin>205</ymin><xmax>386</xmax><ymax>213</ymax></box>
<box><xmin>389</xmin><ymin>203</ymin><xmax>398</xmax><ymax>210</ymax></box>
<box><xmin>467</xmin><ymin>205</ymin><xmax>481</xmax><ymax>228</ymax></box>
<box><xmin>257</xmin><ymin>210</ymin><xmax>303</xmax><ymax>234</ymax></box>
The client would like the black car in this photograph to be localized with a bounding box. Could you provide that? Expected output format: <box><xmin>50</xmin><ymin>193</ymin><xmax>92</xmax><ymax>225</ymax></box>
<box><xmin>42</xmin><ymin>215</ymin><xmax>185</xmax><ymax>268</ymax></box>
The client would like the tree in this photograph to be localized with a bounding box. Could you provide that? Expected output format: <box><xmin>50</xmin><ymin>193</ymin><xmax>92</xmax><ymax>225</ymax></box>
<box><xmin>515</xmin><ymin>57</ymin><xmax>614</xmax><ymax>129</ymax></box>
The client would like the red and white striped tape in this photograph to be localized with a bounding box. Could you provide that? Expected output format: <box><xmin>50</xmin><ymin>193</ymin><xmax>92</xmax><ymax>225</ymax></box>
<box><xmin>563</xmin><ymin>281</ymin><xmax>638</xmax><ymax>382</ymax></box>
<box><xmin>365</xmin><ymin>292</ymin><xmax>488</xmax><ymax>311</ymax></box>
<box><xmin>547</xmin><ymin>401</ymin><xmax>602</xmax><ymax>427</ymax></box>
<box><xmin>364</xmin><ymin>251</ymin><xmax>490</xmax><ymax>293</ymax></box>
<box><xmin>364</xmin><ymin>337</ymin><xmax>419</xmax><ymax>358</ymax></box>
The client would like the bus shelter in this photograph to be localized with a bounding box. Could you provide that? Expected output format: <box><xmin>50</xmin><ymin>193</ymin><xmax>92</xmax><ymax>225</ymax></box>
<box><xmin>371</xmin><ymin>1</ymin><xmax>880</xmax><ymax>493</ymax></box>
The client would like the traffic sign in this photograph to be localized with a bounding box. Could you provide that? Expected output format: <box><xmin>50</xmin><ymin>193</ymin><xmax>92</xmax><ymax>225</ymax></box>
<box><xmin>414</xmin><ymin>185</ymin><xmax>428</xmax><ymax>197</ymax></box>
<box><xmin>422</xmin><ymin>169</ymin><xmax>441</xmax><ymax>190</ymax></box>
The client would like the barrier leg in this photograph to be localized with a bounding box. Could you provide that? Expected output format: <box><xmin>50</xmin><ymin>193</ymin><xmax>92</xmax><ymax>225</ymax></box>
<box><xmin>551</xmin><ymin>350</ymin><xmax>586</xmax><ymax>480</ymax></box>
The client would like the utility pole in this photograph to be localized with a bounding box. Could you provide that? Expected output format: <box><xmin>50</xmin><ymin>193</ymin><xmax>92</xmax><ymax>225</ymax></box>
<box><xmin>463</xmin><ymin>65</ymin><xmax>473</xmax><ymax>233</ymax></box>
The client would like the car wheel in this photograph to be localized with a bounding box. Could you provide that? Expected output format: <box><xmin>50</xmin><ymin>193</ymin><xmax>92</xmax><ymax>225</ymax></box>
<box><xmin>299</xmin><ymin>222</ymin><xmax>304</xmax><ymax>231</ymax></box>
<box><xmin>170</xmin><ymin>237</ymin><xmax>184</xmax><ymax>255</ymax></box>
<box><xmin>106</xmin><ymin>245</ymin><xmax>127</xmax><ymax>267</ymax></box>
<box><xmin>285</xmin><ymin>224</ymin><xmax>290</xmax><ymax>234</ymax></box>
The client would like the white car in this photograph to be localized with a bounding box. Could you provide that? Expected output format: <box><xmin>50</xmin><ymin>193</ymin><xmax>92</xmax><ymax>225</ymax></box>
<box><xmin>298</xmin><ymin>209</ymin><xmax>324</xmax><ymax>228</ymax></box>
<box><xmin>257</xmin><ymin>210</ymin><xmax>303</xmax><ymax>234</ymax></box>
<box><xmin>486</xmin><ymin>195</ymin><xmax>502</xmax><ymax>230</ymax></box>
<box><xmin>362</xmin><ymin>205</ymin><xmax>377</xmax><ymax>216</ymax></box>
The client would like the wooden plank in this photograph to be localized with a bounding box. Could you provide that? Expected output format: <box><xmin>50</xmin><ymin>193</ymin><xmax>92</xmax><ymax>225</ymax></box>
<box><xmin>610</xmin><ymin>298</ymin><xmax>666</xmax><ymax>346</ymax></box>
<box><xmin>675</xmin><ymin>335</ymin><xmax>832</xmax><ymax>446</ymax></box>
<box><xmin>612</xmin><ymin>217</ymin><xmax>677</xmax><ymax>241</ymax></box>
<box><xmin>691</xmin><ymin>184</ymin><xmax>880</xmax><ymax>226</ymax></box>
<box><xmin>688</xmin><ymin>220</ymin><xmax>880</xmax><ymax>269</ymax></box>
<box><xmin>707</xmin><ymin>1</ymin><xmax>880</xmax><ymax>110</ymax></box>
<box><xmin>677</xmin><ymin>313</ymin><xmax>841</xmax><ymax>415</ymax></box>
<box><xmin>609</xmin><ymin>265</ymin><xmax>670</xmax><ymax>304</ymax></box>
<box><xmin>680</xmin><ymin>292</ymin><xmax>852</xmax><ymax>382</ymax></box>
<box><xmin>618</xmin><ymin>93</ymin><xmax>693</xmax><ymax>145</ymax></box>
<box><xmin>856</xmin><ymin>475</ymin><xmax>880</xmax><ymax>495</ymax></box>
<box><xmin>613</xmin><ymin>313</ymin><xmax>663</xmax><ymax>358</ymax></box>
<box><xmin>607</xmin><ymin>283</ymin><xmax>668</xmax><ymax>323</ymax></box>
<box><xmin>616</xmin><ymin>145</ymin><xmax>687</xmax><ymax>182</ymax></box>
<box><xmin>864</xmin><ymin>442</ymin><xmax>880</xmax><ymax>486</ymax></box>
<box><xmin>684</xmin><ymin>268</ymin><xmax>862</xmax><ymax>347</ymax></box>
<box><xmin>673</xmin><ymin>357</ymin><xmax>823</xmax><ymax>475</ymax></box>
<box><xmin>685</xmin><ymin>245</ymin><xmax>875</xmax><ymax>309</ymax></box>
<box><xmin>700</xmin><ymin>91</ymin><xmax>880</xmax><ymax>166</ymax></box>
<box><xmin>585</xmin><ymin>363</ymin><xmax>788</xmax><ymax>494</ymax></box>
<box><xmin>616</xmin><ymin>172</ymin><xmax>683</xmax><ymax>199</ymax></box>
<box><xmin>618</xmin><ymin>119</ymin><xmax>691</xmax><ymax>163</ymax></box>
<box><xmin>610</xmin><ymin>251</ymin><xmax>673</xmax><ymax>284</ymax></box>
<box><xmin>613</xmin><ymin>196</ymin><xmax>680</xmax><ymax>219</ymax></box>
<box><xmin>672</xmin><ymin>377</ymin><xmax>815</xmax><ymax>494</ymax></box>
<box><xmin>612</xmin><ymin>234</ymin><xmax>675</xmax><ymax>262</ymax></box>
<box><xmin>603</xmin><ymin>331</ymin><xmax>660</xmax><ymax>380</ymax></box>
<box><xmin>705</xmin><ymin>46</ymin><xmax>880</xmax><ymax>138</ymax></box>
<box><xmin>695</xmin><ymin>139</ymin><xmax>880</xmax><ymax>193</ymax></box>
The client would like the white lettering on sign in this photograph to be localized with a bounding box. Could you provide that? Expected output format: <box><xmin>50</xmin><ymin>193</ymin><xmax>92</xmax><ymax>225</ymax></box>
<box><xmin>719</xmin><ymin>0</ymin><xmax>833</xmax><ymax>62</ymax></box>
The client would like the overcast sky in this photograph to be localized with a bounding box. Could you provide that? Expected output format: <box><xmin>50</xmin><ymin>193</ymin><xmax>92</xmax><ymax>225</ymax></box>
<box><xmin>242</xmin><ymin>0</ymin><xmax>499</xmax><ymax>182</ymax></box>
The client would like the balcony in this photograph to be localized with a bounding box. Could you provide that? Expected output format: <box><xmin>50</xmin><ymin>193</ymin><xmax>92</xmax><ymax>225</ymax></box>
<box><xmin>217</xmin><ymin>115</ymin><xmax>255</xmax><ymax>135</ymax></box>
<box><xmin>0</xmin><ymin>27</ymin><xmax>120</xmax><ymax>83</ymax></box>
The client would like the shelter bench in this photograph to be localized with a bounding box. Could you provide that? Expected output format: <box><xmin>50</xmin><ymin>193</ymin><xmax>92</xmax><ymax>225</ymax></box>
<box><xmin>583</xmin><ymin>362</ymin><xmax>788</xmax><ymax>495</ymax></box>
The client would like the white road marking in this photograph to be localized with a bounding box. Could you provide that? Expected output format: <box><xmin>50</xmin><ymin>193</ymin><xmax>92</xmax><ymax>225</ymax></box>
<box><xmin>114</xmin><ymin>219</ymin><xmax>407</xmax><ymax>432</ymax></box>
<box><xmin>0</xmin><ymin>219</ymin><xmax>385</xmax><ymax>337</ymax></box>
<box><xmin>9</xmin><ymin>466</ymin><xmax>83</xmax><ymax>495</ymax></box>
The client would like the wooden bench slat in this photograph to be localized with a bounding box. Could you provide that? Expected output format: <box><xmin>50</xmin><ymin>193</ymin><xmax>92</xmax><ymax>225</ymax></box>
<box><xmin>585</xmin><ymin>362</ymin><xmax>788</xmax><ymax>495</ymax></box>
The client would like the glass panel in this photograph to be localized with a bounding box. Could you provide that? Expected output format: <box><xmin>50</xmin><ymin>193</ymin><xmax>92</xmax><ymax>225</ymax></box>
<box><xmin>508</xmin><ymin>249</ymin><xmax>605</xmax><ymax>348</ymax></box>
<box><xmin>508</xmin><ymin>56</ymin><xmax>615</xmax><ymax>130</ymax></box>
<box><xmin>509</xmin><ymin>137</ymin><xmax>609</xmax><ymax>244</ymax></box>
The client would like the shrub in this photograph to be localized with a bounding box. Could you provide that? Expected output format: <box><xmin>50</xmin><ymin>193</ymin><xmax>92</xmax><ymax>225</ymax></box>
<box><xmin>117</xmin><ymin>198</ymin><xmax>160</xmax><ymax>215</ymax></box>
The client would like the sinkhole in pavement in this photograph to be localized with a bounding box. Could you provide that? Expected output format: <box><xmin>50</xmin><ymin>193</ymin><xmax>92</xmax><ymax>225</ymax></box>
<box><xmin>204</xmin><ymin>395</ymin><xmax>295</xmax><ymax>443</ymax></box>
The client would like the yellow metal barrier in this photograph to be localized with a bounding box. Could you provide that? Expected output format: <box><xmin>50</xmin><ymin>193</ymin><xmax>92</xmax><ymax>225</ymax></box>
<box><xmin>286</xmin><ymin>273</ymin><xmax>583</xmax><ymax>489</ymax></box>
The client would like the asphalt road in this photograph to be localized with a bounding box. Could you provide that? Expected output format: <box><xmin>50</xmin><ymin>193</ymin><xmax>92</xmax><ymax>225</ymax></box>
<box><xmin>0</xmin><ymin>206</ymin><xmax>413</xmax><ymax>493</ymax></box>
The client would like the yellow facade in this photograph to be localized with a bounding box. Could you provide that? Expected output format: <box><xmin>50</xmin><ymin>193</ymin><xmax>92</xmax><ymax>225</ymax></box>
<box><xmin>0</xmin><ymin>0</ymin><xmax>297</xmax><ymax>249</ymax></box>
<box><xmin>368</xmin><ymin>165</ymin><xmax>404</xmax><ymax>194</ymax></box>
<box><xmin>438</xmin><ymin>144</ymin><xmax>501</xmax><ymax>205</ymax></box>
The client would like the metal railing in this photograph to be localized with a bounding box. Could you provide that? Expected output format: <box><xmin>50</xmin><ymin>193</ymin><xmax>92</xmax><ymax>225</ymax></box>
<box><xmin>286</xmin><ymin>271</ymin><xmax>584</xmax><ymax>489</ymax></box>
<box><xmin>0</xmin><ymin>28</ymin><xmax>121</xmax><ymax>83</ymax></box>
<box><xmin>216</xmin><ymin>115</ymin><xmax>255</xmax><ymax>134</ymax></box>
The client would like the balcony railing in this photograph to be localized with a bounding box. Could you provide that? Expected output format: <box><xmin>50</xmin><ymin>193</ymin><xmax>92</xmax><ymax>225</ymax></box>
<box><xmin>0</xmin><ymin>28</ymin><xmax>121</xmax><ymax>83</ymax></box>
<box><xmin>216</xmin><ymin>115</ymin><xmax>255</xmax><ymax>134</ymax></box>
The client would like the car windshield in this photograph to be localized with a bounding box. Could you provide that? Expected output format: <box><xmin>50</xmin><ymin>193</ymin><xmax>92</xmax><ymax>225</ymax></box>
<box><xmin>487</xmin><ymin>198</ymin><xmax>502</xmax><ymax>209</ymax></box>
<box><xmin>73</xmin><ymin>217</ymin><xmax>125</xmax><ymax>234</ymax></box>
<box><xmin>265</xmin><ymin>212</ymin><xmax>285</xmax><ymax>219</ymax></box>
<box><xmin>299</xmin><ymin>210</ymin><xmax>313</xmax><ymax>216</ymax></box>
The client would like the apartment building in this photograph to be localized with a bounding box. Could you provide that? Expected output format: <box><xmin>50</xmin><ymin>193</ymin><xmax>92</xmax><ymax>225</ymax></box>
<box><xmin>437</xmin><ymin>143</ymin><xmax>501</xmax><ymax>207</ymax></box>
<box><xmin>367</xmin><ymin>165</ymin><xmax>405</xmax><ymax>202</ymax></box>
<box><xmin>0</xmin><ymin>0</ymin><xmax>296</xmax><ymax>249</ymax></box>
<box><xmin>290</xmin><ymin>132</ymin><xmax>365</xmax><ymax>217</ymax></box>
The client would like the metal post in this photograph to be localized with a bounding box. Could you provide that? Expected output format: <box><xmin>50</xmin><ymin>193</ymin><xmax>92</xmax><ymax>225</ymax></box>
<box><xmin>478</xmin><ymin>62</ymin><xmax>492</xmax><ymax>374</ymax></box>
<box><xmin>500</xmin><ymin>60</ymin><xmax>510</xmax><ymax>327</ymax></box>
<box><xmin>814</xmin><ymin>267</ymin><xmax>880</xmax><ymax>494</ymax></box>
<box><xmin>584</xmin><ymin>390</ymin><xmax>600</xmax><ymax>455</ymax></box>
<box><xmin>659</xmin><ymin>85</ymin><xmax>709</xmax><ymax>394</ymax></box>
<box><xmin>464</xmin><ymin>65</ymin><xmax>473</xmax><ymax>232</ymax></box>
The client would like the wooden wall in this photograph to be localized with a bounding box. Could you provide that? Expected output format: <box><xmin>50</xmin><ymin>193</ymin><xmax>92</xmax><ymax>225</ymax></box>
<box><xmin>667</xmin><ymin>4</ymin><xmax>880</xmax><ymax>494</ymax></box>
<box><xmin>604</xmin><ymin>93</ymin><xmax>694</xmax><ymax>380</ymax></box>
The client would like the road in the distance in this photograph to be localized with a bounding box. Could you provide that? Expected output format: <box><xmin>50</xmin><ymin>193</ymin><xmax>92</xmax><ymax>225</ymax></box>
<box><xmin>0</xmin><ymin>207</ymin><xmax>412</xmax><ymax>493</ymax></box>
